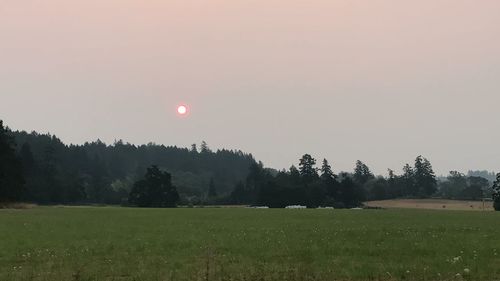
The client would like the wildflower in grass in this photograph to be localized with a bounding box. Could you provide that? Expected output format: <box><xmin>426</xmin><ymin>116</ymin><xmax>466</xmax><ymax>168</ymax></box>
<box><xmin>451</xmin><ymin>256</ymin><xmax>462</xmax><ymax>264</ymax></box>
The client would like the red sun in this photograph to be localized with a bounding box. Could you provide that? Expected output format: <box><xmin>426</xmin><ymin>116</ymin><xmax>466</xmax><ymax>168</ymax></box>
<box><xmin>177</xmin><ymin>105</ymin><xmax>188</xmax><ymax>115</ymax></box>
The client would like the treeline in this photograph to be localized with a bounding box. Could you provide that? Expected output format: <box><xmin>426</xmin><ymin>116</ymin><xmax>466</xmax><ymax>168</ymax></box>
<box><xmin>1</xmin><ymin>120</ymin><xmax>499</xmax><ymax>210</ymax></box>
<box><xmin>228</xmin><ymin>155</ymin><xmax>443</xmax><ymax>208</ymax></box>
<box><xmin>438</xmin><ymin>171</ymin><xmax>492</xmax><ymax>200</ymax></box>
<box><xmin>227</xmin><ymin>156</ymin><xmax>500</xmax><ymax>209</ymax></box>
<box><xmin>1</xmin><ymin>121</ymin><xmax>255</xmax><ymax>204</ymax></box>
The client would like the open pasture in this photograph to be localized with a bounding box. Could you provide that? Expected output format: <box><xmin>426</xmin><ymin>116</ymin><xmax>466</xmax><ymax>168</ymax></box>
<box><xmin>1</xmin><ymin>207</ymin><xmax>499</xmax><ymax>281</ymax></box>
<box><xmin>365</xmin><ymin>199</ymin><xmax>494</xmax><ymax>211</ymax></box>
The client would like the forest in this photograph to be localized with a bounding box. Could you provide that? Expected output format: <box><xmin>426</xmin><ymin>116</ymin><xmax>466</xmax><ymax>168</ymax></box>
<box><xmin>1</xmin><ymin>120</ymin><xmax>499</xmax><ymax>210</ymax></box>
<box><xmin>3</xmin><ymin>125</ymin><xmax>254</xmax><ymax>205</ymax></box>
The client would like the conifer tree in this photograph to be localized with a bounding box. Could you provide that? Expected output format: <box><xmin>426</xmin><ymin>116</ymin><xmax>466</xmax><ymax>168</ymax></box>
<box><xmin>299</xmin><ymin>154</ymin><xmax>318</xmax><ymax>183</ymax></box>
<box><xmin>320</xmin><ymin>159</ymin><xmax>336</xmax><ymax>182</ymax></box>
<box><xmin>353</xmin><ymin>160</ymin><xmax>374</xmax><ymax>185</ymax></box>
<box><xmin>414</xmin><ymin>156</ymin><xmax>437</xmax><ymax>197</ymax></box>
<box><xmin>0</xmin><ymin>121</ymin><xmax>25</xmax><ymax>203</ymax></box>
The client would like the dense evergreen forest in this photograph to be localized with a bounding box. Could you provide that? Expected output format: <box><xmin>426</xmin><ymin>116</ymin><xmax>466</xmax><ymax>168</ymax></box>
<box><xmin>1</xmin><ymin>120</ymin><xmax>499</xmax><ymax>210</ymax></box>
<box><xmin>2</xmin><ymin>121</ymin><xmax>255</xmax><ymax>205</ymax></box>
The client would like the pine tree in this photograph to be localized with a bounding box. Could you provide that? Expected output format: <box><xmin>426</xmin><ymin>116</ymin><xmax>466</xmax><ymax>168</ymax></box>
<box><xmin>190</xmin><ymin>144</ymin><xmax>198</xmax><ymax>153</ymax></box>
<box><xmin>0</xmin><ymin>121</ymin><xmax>25</xmax><ymax>203</ymax></box>
<box><xmin>353</xmin><ymin>160</ymin><xmax>374</xmax><ymax>185</ymax></box>
<box><xmin>320</xmin><ymin>159</ymin><xmax>336</xmax><ymax>182</ymax></box>
<box><xmin>320</xmin><ymin>159</ymin><xmax>338</xmax><ymax>200</ymax></box>
<box><xmin>414</xmin><ymin>156</ymin><xmax>437</xmax><ymax>197</ymax></box>
<box><xmin>289</xmin><ymin>165</ymin><xmax>301</xmax><ymax>180</ymax></box>
<box><xmin>200</xmin><ymin>141</ymin><xmax>211</xmax><ymax>153</ymax></box>
<box><xmin>299</xmin><ymin>154</ymin><xmax>318</xmax><ymax>183</ymax></box>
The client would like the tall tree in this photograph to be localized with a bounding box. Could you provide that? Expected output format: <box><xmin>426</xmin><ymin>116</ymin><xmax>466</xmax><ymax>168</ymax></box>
<box><xmin>320</xmin><ymin>159</ymin><xmax>338</xmax><ymax>201</ymax></box>
<box><xmin>129</xmin><ymin>165</ymin><xmax>179</xmax><ymax>208</ymax></box>
<box><xmin>353</xmin><ymin>160</ymin><xmax>374</xmax><ymax>185</ymax></box>
<box><xmin>440</xmin><ymin>171</ymin><xmax>468</xmax><ymax>199</ymax></box>
<box><xmin>0</xmin><ymin>121</ymin><xmax>25</xmax><ymax>203</ymax></box>
<box><xmin>200</xmin><ymin>141</ymin><xmax>211</xmax><ymax>153</ymax></box>
<box><xmin>386</xmin><ymin>169</ymin><xmax>402</xmax><ymax>198</ymax></box>
<box><xmin>190</xmin><ymin>144</ymin><xmax>198</xmax><ymax>153</ymax></box>
<box><xmin>402</xmin><ymin>163</ymin><xmax>417</xmax><ymax>196</ymax></box>
<box><xmin>492</xmin><ymin>173</ymin><xmax>500</xmax><ymax>211</ymax></box>
<box><xmin>320</xmin><ymin>159</ymin><xmax>336</xmax><ymax>182</ymax></box>
<box><xmin>414</xmin><ymin>156</ymin><xmax>437</xmax><ymax>197</ymax></box>
<box><xmin>299</xmin><ymin>154</ymin><xmax>318</xmax><ymax>183</ymax></box>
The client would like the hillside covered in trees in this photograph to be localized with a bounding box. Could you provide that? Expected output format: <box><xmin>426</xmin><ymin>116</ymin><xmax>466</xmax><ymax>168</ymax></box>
<box><xmin>6</xmin><ymin>123</ymin><xmax>255</xmax><ymax>205</ymax></box>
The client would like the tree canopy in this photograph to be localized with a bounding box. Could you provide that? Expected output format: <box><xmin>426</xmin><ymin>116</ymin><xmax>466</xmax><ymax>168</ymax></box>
<box><xmin>9</xmin><ymin>128</ymin><xmax>255</xmax><ymax>205</ymax></box>
<box><xmin>129</xmin><ymin>165</ymin><xmax>179</xmax><ymax>208</ymax></box>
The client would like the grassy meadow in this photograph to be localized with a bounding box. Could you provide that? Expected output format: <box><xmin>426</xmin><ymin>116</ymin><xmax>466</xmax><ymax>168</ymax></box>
<box><xmin>1</xmin><ymin>207</ymin><xmax>499</xmax><ymax>281</ymax></box>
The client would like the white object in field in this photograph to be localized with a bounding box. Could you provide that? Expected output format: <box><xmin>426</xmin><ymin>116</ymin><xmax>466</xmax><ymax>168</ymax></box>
<box><xmin>350</xmin><ymin>207</ymin><xmax>363</xmax><ymax>210</ymax></box>
<box><xmin>285</xmin><ymin>205</ymin><xmax>307</xmax><ymax>209</ymax></box>
<box><xmin>317</xmin><ymin>207</ymin><xmax>334</xmax><ymax>209</ymax></box>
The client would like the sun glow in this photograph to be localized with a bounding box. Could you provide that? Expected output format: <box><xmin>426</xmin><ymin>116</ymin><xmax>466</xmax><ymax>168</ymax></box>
<box><xmin>177</xmin><ymin>105</ymin><xmax>188</xmax><ymax>115</ymax></box>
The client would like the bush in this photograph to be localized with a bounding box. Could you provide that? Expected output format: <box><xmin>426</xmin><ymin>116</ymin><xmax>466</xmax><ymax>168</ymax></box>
<box><xmin>494</xmin><ymin>200</ymin><xmax>500</xmax><ymax>212</ymax></box>
<box><xmin>0</xmin><ymin>202</ymin><xmax>36</xmax><ymax>209</ymax></box>
<box><xmin>492</xmin><ymin>173</ymin><xmax>500</xmax><ymax>211</ymax></box>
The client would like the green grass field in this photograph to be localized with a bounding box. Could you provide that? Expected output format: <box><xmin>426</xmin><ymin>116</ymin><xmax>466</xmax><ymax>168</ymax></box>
<box><xmin>1</xmin><ymin>207</ymin><xmax>499</xmax><ymax>281</ymax></box>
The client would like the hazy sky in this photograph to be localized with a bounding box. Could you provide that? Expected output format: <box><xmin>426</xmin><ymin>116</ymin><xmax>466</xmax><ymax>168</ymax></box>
<box><xmin>1</xmin><ymin>0</ymin><xmax>499</xmax><ymax>175</ymax></box>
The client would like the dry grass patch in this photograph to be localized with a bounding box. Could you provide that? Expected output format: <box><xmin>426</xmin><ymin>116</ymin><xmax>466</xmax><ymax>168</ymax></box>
<box><xmin>0</xmin><ymin>202</ymin><xmax>37</xmax><ymax>209</ymax></box>
<box><xmin>365</xmin><ymin>199</ymin><xmax>493</xmax><ymax>211</ymax></box>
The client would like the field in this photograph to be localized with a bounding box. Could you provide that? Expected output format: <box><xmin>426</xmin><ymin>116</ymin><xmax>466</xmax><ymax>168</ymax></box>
<box><xmin>365</xmin><ymin>199</ymin><xmax>494</xmax><ymax>211</ymax></box>
<box><xmin>1</xmin><ymin>207</ymin><xmax>500</xmax><ymax>281</ymax></box>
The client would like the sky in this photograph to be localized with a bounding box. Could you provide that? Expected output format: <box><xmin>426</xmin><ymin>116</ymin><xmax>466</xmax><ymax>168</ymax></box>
<box><xmin>1</xmin><ymin>0</ymin><xmax>499</xmax><ymax>175</ymax></box>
